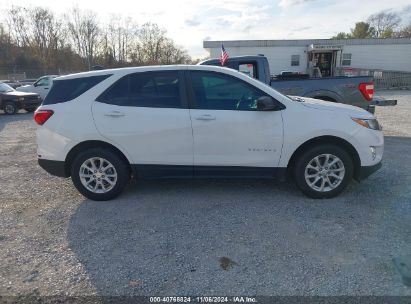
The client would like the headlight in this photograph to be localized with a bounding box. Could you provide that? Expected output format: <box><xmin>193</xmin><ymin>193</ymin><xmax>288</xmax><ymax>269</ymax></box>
<box><xmin>351</xmin><ymin>118</ymin><xmax>381</xmax><ymax>130</ymax></box>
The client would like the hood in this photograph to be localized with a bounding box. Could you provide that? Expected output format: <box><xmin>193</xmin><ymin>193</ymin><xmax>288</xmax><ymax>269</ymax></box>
<box><xmin>290</xmin><ymin>96</ymin><xmax>373</xmax><ymax>119</ymax></box>
<box><xmin>16</xmin><ymin>85</ymin><xmax>34</xmax><ymax>91</ymax></box>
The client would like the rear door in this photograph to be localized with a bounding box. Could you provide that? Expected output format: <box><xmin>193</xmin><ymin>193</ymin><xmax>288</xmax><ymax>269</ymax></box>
<box><xmin>187</xmin><ymin>70</ymin><xmax>283</xmax><ymax>175</ymax></box>
<box><xmin>92</xmin><ymin>70</ymin><xmax>194</xmax><ymax>174</ymax></box>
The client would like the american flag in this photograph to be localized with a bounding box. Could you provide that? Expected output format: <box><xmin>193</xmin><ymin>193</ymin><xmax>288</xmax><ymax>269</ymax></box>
<box><xmin>220</xmin><ymin>44</ymin><xmax>229</xmax><ymax>66</ymax></box>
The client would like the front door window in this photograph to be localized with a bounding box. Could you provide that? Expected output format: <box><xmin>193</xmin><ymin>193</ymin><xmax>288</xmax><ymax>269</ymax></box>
<box><xmin>35</xmin><ymin>77</ymin><xmax>50</xmax><ymax>87</ymax></box>
<box><xmin>190</xmin><ymin>71</ymin><xmax>267</xmax><ymax>111</ymax></box>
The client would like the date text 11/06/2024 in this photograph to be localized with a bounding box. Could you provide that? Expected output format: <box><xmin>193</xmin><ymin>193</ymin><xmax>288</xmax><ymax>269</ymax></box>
<box><xmin>149</xmin><ymin>296</ymin><xmax>257</xmax><ymax>303</ymax></box>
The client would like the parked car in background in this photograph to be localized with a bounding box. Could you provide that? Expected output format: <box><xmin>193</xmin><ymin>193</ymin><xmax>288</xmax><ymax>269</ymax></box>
<box><xmin>35</xmin><ymin>65</ymin><xmax>383</xmax><ymax>201</ymax></box>
<box><xmin>16</xmin><ymin>75</ymin><xmax>58</xmax><ymax>100</ymax></box>
<box><xmin>200</xmin><ymin>55</ymin><xmax>397</xmax><ymax>113</ymax></box>
<box><xmin>19</xmin><ymin>79</ymin><xmax>37</xmax><ymax>86</ymax></box>
<box><xmin>0</xmin><ymin>82</ymin><xmax>41</xmax><ymax>114</ymax></box>
<box><xmin>0</xmin><ymin>80</ymin><xmax>23</xmax><ymax>89</ymax></box>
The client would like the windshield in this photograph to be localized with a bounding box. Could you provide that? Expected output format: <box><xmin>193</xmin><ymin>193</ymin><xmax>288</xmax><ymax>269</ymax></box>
<box><xmin>0</xmin><ymin>83</ymin><xmax>15</xmax><ymax>93</ymax></box>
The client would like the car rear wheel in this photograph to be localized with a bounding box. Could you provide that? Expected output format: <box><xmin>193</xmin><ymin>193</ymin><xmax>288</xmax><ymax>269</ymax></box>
<box><xmin>293</xmin><ymin>144</ymin><xmax>353</xmax><ymax>199</ymax></box>
<box><xmin>3</xmin><ymin>102</ymin><xmax>18</xmax><ymax>115</ymax></box>
<box><xmin>71</xmin><ymin>148</ymin><xmax>130</xmax><ymax>201</ymax></box>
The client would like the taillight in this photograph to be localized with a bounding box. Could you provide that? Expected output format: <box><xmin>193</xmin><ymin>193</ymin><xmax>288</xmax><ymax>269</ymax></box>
<box><xmin>359</xmin><ymin>82</ymin><xmax>374</xmax><ymax>101</ymax></box>
<box><xmin>34</xmin><ymin>110</ymin><xmax>54</xmax><ymax>125</ymax></box>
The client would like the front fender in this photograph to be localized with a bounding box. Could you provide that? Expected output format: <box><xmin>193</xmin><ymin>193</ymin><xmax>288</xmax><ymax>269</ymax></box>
<box><xmin>278</xmin><ymin>129</ymin><xmax>357</xmax><ymax>168</ymax></box>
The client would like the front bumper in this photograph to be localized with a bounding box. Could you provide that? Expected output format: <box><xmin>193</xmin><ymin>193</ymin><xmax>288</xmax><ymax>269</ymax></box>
<box><xmin>19</xmin><ymin>99</ymin><xmax>42</xmax><ymax>109</ymax></box>
<box><xmin>371</xmin><ymin>99</ymin><xmax>397</xmax><ymax>106</ymax></box>
<box><xmin>366</xmin><ymin>99</ymin><xmax>397</xmax><ymax>114</ymax></box>
<box><xmin>356</xmin><ymin>162</ymin><xmax>382</xmax><ymax>181</ymax></box>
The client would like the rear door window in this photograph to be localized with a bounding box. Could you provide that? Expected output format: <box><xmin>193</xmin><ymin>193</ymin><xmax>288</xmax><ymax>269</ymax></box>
<box><xmin>97</xmin><ymin>71</ymin><xmax>183</xmax><ymax>108</ymax></box>
<box><xmin>97</xmin><ymin>76</ymin><xmax>128</xmax><ymax>106</ymax></box>
<box><xmin>43</xmin><ymin>75</ymin><xmax>111</xmax><ymax>105</ymax></box>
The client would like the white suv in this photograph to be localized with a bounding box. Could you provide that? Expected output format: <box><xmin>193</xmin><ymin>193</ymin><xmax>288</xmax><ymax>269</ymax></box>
<box><xmin>34</xmin><ymin>65</ymin><xmax>383</xmax><ymax>201</ymax></box>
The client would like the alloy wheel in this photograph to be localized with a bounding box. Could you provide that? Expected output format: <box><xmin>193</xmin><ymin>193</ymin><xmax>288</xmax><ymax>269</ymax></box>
<box><xmin>79</xmin><ymin>157</ymin><xmax>118</xmax><ymax>194</ymax></box>
<box><xmin>304</xmin><ymin>153</ymin><xmax>345</xmax><ymax>192</ymax></box>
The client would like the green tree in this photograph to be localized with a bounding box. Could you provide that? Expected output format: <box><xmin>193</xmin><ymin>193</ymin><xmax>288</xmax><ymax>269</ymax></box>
<box><xmin>379</xmin><ymin>28</ymin><xmax>395</xmax><ymax>38</ymax></box>
<box><xmin>349</xmin><ymin>22</ymin><xmax>375</xmax><ymax>38</ymax></box>
<box><xmin>331</xmin><ymin>32</ymin><xmax>348</xmax><ymax>39</ymax></box>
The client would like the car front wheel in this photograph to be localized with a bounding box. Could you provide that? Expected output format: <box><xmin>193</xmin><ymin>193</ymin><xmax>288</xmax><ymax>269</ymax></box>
<box><xmin>3</xmin><ymin>101</ymin><xmax>18</xmax><ymax>115</ymax></box>
<box><xmin>293</xmin><ymin>144</ymin><xmax>353</xmax><ymax>199</ymax></box>
<box><xmin>71</xmin><ymin>148</ymin><xmax>130</xmax><ymax>201</ymax></box>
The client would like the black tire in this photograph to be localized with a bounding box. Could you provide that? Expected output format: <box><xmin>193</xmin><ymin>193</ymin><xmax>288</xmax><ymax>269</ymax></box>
<box><xmin>3</xmin><ymin>101</ymin><xmax>18</xmax><ymax>115</ymax></box>
<box><xmin>293</xmin><ymin>144</ymin><xmax>353</xmax><ymax>199</ymax></box>
<box><xmin>25</xmin><ymin>108</ymin><xmax>36</xmax><ymax>113</ymax></box>
<box><xmin>70</xmin><ymin>148</ymin><xmax>130</xmax><ymax>201</ymax></box>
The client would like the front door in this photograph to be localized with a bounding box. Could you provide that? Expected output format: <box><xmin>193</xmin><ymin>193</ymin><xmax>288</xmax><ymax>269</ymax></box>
<box><xmin>92</xmin><ymin>70</ymin><xmax>193</xmax><ymax>174</ymax></box>
<box><xmin>187</xmin><ymin>70</ymin><xmax>283</xmax><ymax>176</ymax></box>
<box><xmin>315</xmin><ymin>52</ymin><xmax>333</xmax><ymax>77</ymax></box>
<box><xmin>33</xmin><ymin>76</ymin><xmax>51</xmax><ymax>99</ymax></box>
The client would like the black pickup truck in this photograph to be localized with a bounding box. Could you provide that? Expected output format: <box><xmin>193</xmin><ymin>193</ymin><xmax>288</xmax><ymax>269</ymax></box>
<box><xmin>0</xmin><ymin>82</ymin><xmax>42</xmax><ymax>115</ymax></box>
<box><xmin>200</xmin><ymin>55</ymin><xmax>396</xmax><ymax>113</ymax></box>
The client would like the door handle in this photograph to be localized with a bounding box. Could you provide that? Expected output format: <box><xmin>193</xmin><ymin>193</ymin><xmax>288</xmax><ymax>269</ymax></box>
<box><xmin>195</xmin><ymin>114</ymin><xmax>216</xmax><ymax>121</ymax></box>
<box><xmin>104</xmin><ymin>111</ymin><xmax>125</xmax><ymax>117</ymax></box>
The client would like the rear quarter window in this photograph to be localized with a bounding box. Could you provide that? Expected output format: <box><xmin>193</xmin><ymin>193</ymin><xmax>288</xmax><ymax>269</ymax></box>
<box><xmin>42</xmin><ymin>74</ymin><xmax>112</xmax><ymax>105</ymax></box>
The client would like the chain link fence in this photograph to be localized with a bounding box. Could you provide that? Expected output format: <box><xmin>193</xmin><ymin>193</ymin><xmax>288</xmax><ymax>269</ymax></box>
<box><xmin>336</xmin><ymin>67</ymin><xmax>411</xmax><ymax>90</ymax></box>
<box><xmin>0</xmin><ymin>66</ymin><xmax>84</xmax><ymax>82</ymax></box>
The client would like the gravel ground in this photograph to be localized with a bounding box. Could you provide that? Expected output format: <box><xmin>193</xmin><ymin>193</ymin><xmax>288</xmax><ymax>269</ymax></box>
<box><xmin>0</xmin><ymin>91</ymin><xmax>410</xmax><ymax>298</ymax></box>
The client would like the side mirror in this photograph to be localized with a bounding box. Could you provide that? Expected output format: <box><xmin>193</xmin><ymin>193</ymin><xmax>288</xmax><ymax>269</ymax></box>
<box><xmin>257</xmin><ymin>96</ymin><xmax>277</xmax><ymax>111</ymax></box>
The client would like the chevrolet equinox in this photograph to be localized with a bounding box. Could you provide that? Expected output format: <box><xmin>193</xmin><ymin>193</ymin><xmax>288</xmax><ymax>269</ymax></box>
<box><xmin>35</xmin><ymin>65</ymin><xmax>383</xmax><ymax>201</ymax></box>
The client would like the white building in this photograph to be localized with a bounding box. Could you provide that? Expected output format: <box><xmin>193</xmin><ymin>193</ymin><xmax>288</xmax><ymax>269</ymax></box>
<box><xmin>203</xmin><ymin>38</ymin><xmax>411</xmax><ymax>77</ymax></box>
